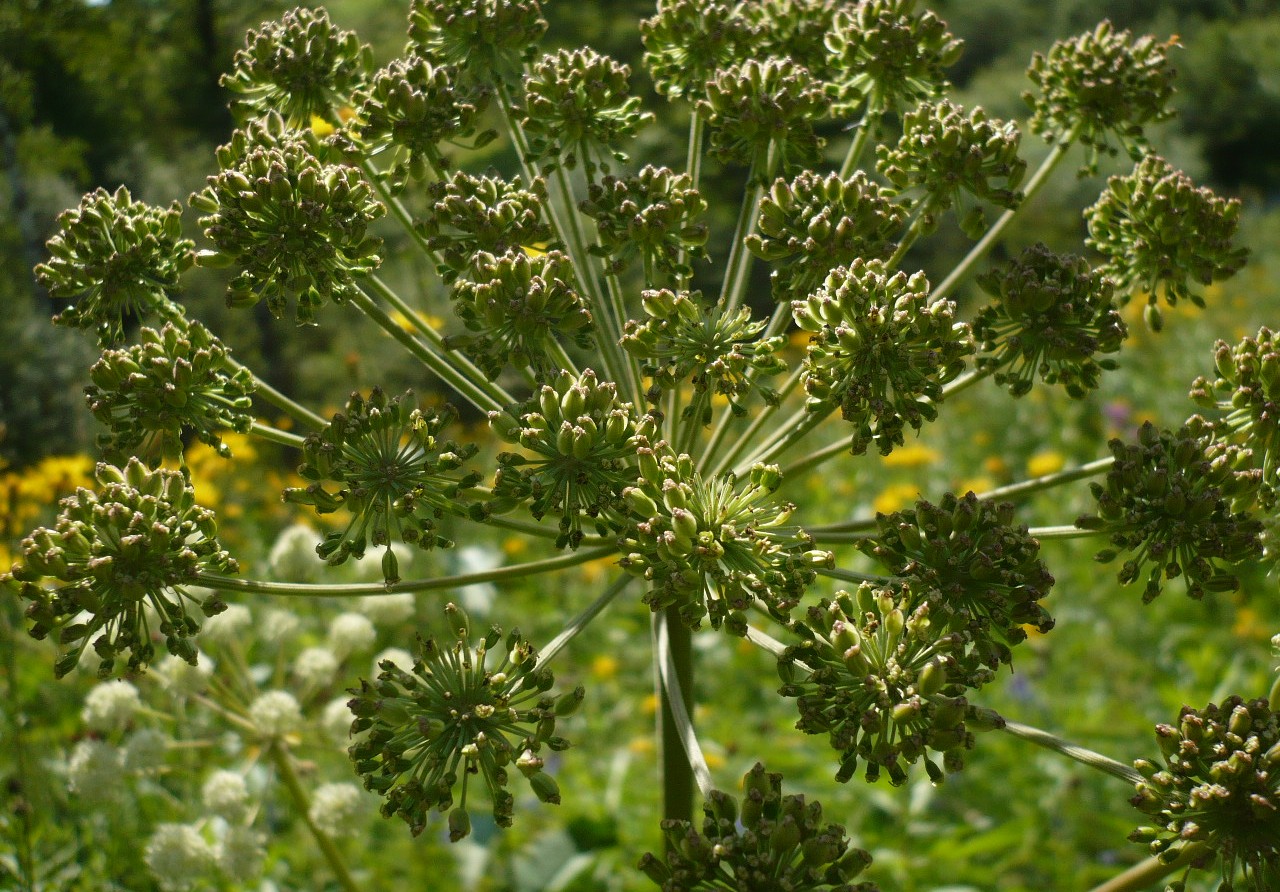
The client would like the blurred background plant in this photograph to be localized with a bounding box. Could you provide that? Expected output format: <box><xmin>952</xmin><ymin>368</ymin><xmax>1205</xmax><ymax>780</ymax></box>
<box><xmin>3</xmin><ymin>1</ymin><xmax>1280</xmax><ymax>891</ymax></box>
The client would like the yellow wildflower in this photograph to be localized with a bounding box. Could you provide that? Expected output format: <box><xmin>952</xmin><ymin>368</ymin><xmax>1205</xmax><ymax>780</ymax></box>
<box><xmin>590</xmin><ymin>655</ymin><xmax>619</xmax><ymax>680</ymax></box>
<box><xmin>881</xmin><ymin>444</ymin><xmax>939</xmax><ymax>469</ymax></box>
<box><xmin>957</xmin><ymin>476</ymin><xmax>994</xmax><ymax>495</ymax></box>
<box><xmin>1026</xmin><ymin>452</ymin><xmax>1065</xmax><ymax>478</ymax></box>
<box><xmin>629</xmin><ymin>736</ymin><xmax>655</xmax><ymax>756</ymax></box>
<box><xmin>874</xmin><ymin>483</ymin><xmax>921</xmax><ymax>515</ymax></box>
<box><xmin>310</xmin><ymin>115</ymin><xmax>336</xmax><ymax>137</ymax></box>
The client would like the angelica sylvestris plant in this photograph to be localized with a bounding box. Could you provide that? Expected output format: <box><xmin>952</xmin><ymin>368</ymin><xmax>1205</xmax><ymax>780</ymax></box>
<box><xmin>5</xmin><ymin>1</ymin><xmax>1278</xmax><ymax>889</ymax></box>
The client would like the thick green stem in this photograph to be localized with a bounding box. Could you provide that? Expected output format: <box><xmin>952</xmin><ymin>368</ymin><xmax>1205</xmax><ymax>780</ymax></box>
<box><xmin>838</xmin><ymin>102</ymin><xmax>881</xmax><ymax>179</ymax></box>
<box><xmin>226</xmin><ymin>356</ymin><xmax>327</xmax><ymax>429</ymax></box>
<box><xmin>930</xmin><ymin>126</ymin><xmax>1080</xmax><ymax>304</ymax></box>
<box><xmin>268</xmin><ymin>742</ymin><xmax>362</xmax><ymax>892</ymax></box>
<box><xmin>248</xmin><ymin>420</ymin><xmax>306</xmax><ymax>450</ymax></box>
<box><xmin>976</xmin><ymin>456</ymin><xmax>1114</xmax><ymax>503</ymax></box>
<box><xmin>732</xmin><ymin>407</ymin><xmax>823</xmax><ymax>475</ymax></box>
<box><xmin>1086</xmin><ymin>845</ymin><xmax>1208</xmax><ymax>892</ymax></box>
<box><xmin>656</xmin><ymin>607</ymin><xmax>698</xmax><ymax>830</ymax></box>
<box><xmin>349</xmin><ymin>286</ymin><xmax>507</xmax><ymax>415</ymax></box>
<box><xmin>707</xmin><ymin>363</ymin><xmax>804</xmax><ymax>475</ymax></box>
<box><xmin>779</xmin><ymin>435</ymin><xmax>848</xmax><ymax>479</ymax></box>
<box><xmin>361</xmin><ymin>159</ymin><xmax>440</xmax><ymax>261</ymax></box>
<box><xmin>999</xmin><ymin>719</ymin><xmax>1142</xmax><ymax>785</ymax></box>
<box><xmin>536</xmin><ymin>575</ymin><xmax>631</xmax><ymax>669</ymax></box>
<box><xmin>1028</xmin><ymin>524</ymin><xmax>1101</xmax><ymax>540</ymax></box>
<box><xmin>677</xmin><ymin>109</ymin><xmax>706</xmax><ymax>287</ymax></box>
<box><xmin>195</xmin><ymin>545</ymin><xmax>617</xmax><ymax>597</ymax></box>
<box><xmin>719</xmin><ymin>156</ymin><xmax>767</xmax><ymax>315</ymax></box>
<box><xmin>817</xmin><ymin>566</ymin><xmax>894</xmax><ymax>585</ymax></box>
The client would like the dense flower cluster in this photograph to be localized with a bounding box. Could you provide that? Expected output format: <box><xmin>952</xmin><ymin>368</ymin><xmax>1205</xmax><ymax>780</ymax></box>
<box><xmin>489</xmin><ymin>369</ymin><xmax>638</xmax><ymax>548</ymax></box>
<box><xmin>348</xmin><ymin>603</ymin><xmax>579</xmax><ymax>840</ymax></box>
<box><xmin>793</xmin><ymin>260</ymin><xmax>973</xmax><ymax>455</ymax></box>
<box><xmin>447</xmin><ymin>248</ymin><xmax>593</xmax><ymax>378</ymax></box>
<box><xmin>1192</xmin><ymin>327</ymin><xmax>1280</xmax><ymax>505</ymax></box>
<box><xmin>973</xmin><ymin>243</ymin><xmax>1126</xmax><ymax>398</ymax></box>
<box><xmin>1077</xmin><ymin>418</ymin><xmax>1262</xmax><ymax>602</ymax></box>
<box><xmin>619</xmin><ymin>447</ymin><xmax>830</xmax><ymax>632</ymax></box>
<box><xmin>521</xmin><ymin>48</ymin><xmax>652</xmax><ymax>175</ymax></box>
<box><xmin>222</xmin><ymin>7</ymin><xmax>372</xmax><ymax>126</ymax></box>
<box><xmin>639</xmin><ymin>762</ymin><xmax>879</xmax><ymax>891</ymax></box>
<box><xmin>283</xmin><ymin>389</ymin><xmax>482</xmax><ymax>582</ymax></box>
<box><xmin>622</xmin><ymin>290</ymin><xmax>787</xmax><ymax>419</ymax></box>
<box><xmin>580</xmin><ymin>166</ymin><xmax>708</xmax><ymax>283</ymax></box>
<box><xmin>5</xmin><ymin>459</ymin><xmax>236</xmax><ymax>677</ymax></box>
<box><xmin>37</xmin><ymin>187</ymin><xmax>193</xmax><ymax>345</ymax></box>
<box><xmin>639</xmin><ymin>0</ymin><xmax>753</xmax><ymax>100</ymax></box>
<box><xmin>1024</xmin><ymin>21</ymin><xmax>1177</xmax><ymax>172</ymax></box>
<box><xmin>748</xmin><ymin>171</ymin><xmax>906</xmax><ymax>303</ymax></box>
<box><xmin>1130</xmin><ymin>696</ymin><xmax>1280</xmax><ymax>892</ymax></box>
<box><xmin>191</xmin><ymin>137</ymin><xmax>385</xmax><ymax>324</ymax></box>
<box><xmin>699</xmin><ymin>58</ymin><xmax>827</xmax><ymax>177</ymax></box>
<box><xmin>355</xmin><ymin>56</ymin><xmax>493</xmax><ymax>190</ymax></box>
<box><xmin>85</xmin><ymin>321</ymin><xmax>256</xmax><ymax>463</ymax></box>
<box><xmin>1087</xmin><ymin>154</ymin><xmax>1248</xmax><ymax>327</ymax></box>
<box><xmin>407</xmin><ymin>0</ymin><xmax>547</xmax><ymax>88</ymax></box>
<box><xmin>414</xmin><ymin>171</ymin><xmax>552</xmax><ymax>281</ymax></box>
<box><xmin>825</xmin><ymin>0</ymin><xmax>962</xmax><ymax>117</ymax></box>
<box><xmin>860</xmin><ymin>492</ymin><xmax>1055</xmax><ymax>671</ymax></box>
<box><xmin>877</xmin><ymin>99</ymin><xmax>1024</xmax><ymax>237</ymax></box>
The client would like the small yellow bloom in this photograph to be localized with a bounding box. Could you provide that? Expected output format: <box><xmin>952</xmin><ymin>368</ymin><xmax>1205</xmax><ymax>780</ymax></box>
<box><xmin>704</xmin><ymin>750</ymin><xmax>726</xmax><ymax>770</ymax></box>
<box><xmin>957</xmin><ymin>476</ymin><xmax>994</xmax><ymax>495</ymax></box>
<box><xmin>502</xmin><ymin>536</ymin><xmax>527</xmax><ymax>557</ymax></box>
<box><xmin>874</xmin><ymin>483</ymin><xmax>920</xmax><ymax>515</ymax></box>
<box><xmin>629</xmin><ymin>736</ymin><xmax>655</xmax><ymax>756</ymax></box>
<box><xmin>881</xmin><ymin>444</ymin><xmax>939</xmax><ymax>469</ymax></box>
<box><xmin>983</xmin><ymin>456</ymin><xmax>1008</xmax><ymax>476</ymax></box>
<box><xmin>1026</xmin><ymin>452</ymin><xmax>1065</xmax><ymax>478</ymax></box>
<box><xmin>309</xmin><ymin>115</ymin><xmax>336</xmax><ymax>137</ymax></box>
<box><xmin>972</xmin><ymin>430</ymin><xmax>992</xmax><ymax>447</ymax></box>
<box><xmin>641</xmin><ymin>693</ymin><xmax>659</xmax><ymax>715</ymax></box>
<box><xmin>590</xmin><ymin>655</ymin><xmax>619</xmax><ymax>680</ymax></box>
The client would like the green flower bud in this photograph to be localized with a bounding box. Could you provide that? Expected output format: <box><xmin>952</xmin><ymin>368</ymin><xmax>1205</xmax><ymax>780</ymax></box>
<box><xmin>640</xmin><ymin>0</ymin><xmax>754</xmax><ymax>100</ymax></box>
<box><xmin>640</xmin><ymin>763</ymin><xmax>877</xmax><ymax>891</ymax></box>
<box><xmin>222</xmin><ymin>7</ymin><xmax>373</xmax><ymax>127</ymax></box>
<box><xmin>38</xmin><ymin>187</ymin><xmax>193</xmax><ymax>345</ymax></box>
<box><xmin>5</xmin><ymin>459</ymin><xmax>238</xmax><ymax>677</ymax></box>
<box><xmin>283</xmin><ymin>390</ymin><xmax>482</xmax><ymax>578</ymax></box>
<box><xmin>1025</xmin><ymin>22</ymin><xmax>1176</xmax><ymax>174</ymax></box>
<box><xmin>408</xmin><ymin>0</ymin><xmax>546</xmax><ymax>89</ymax></box>
<box><xmin>348</xmin><ymin>604</ymin><xmax>572</xmax><ymax>840</ymax></box>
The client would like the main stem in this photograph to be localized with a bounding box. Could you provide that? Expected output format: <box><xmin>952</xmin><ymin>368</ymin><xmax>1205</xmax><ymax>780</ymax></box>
<box><xmin>269</xmin><ymin>741</ymin><xmax>362</xmax><ymax>892</ymax></box>
<box><xmin>659</xmin><ymin>606</ymin><xmax>695</xmax><ymax>828</ymax></box>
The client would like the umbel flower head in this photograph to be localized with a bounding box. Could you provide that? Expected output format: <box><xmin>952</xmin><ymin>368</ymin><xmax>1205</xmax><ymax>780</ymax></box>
<box><xmin>1025</xmin><ymin>21</ymin><xmax>1176</xmax><ymax>174</ymax></box>
<box><xmin>1086</xmin><ymin>154</ymin><xmax>1248</xmax><ymax>328</ymax></box>
<box><xmin>741</xmin><ymin>0</ymin><xmax>841</xmax><ymax>84</ymax></box>
<box><xmin>638</xmin><ymin>762</ymin><xmax>879</xmax><ymax>891</ymax></box>
<box><xmin>447</xmin><ymin>248</ymin><xmax>593</xmax><ymax>380</ymax></box>
<box><xmin>973</xmin><ymin>243</ymin><xmax>1127</xmax><ymax>398</ymax></box>
<box><xmin>1192</xmin><ymin>328</ymin><xmax>1280</xmax><ymax>505</ymax></box>
<box><xmin>521</xmin><ymin>47</ymin><xmax>653</xmax><ymax>176</ymax></box>
<box><xmin>825</xmin><ymin>0</ymin><xmax>963</xmax><ymax>117</ymax></box>
<box><xmin>748</xmin><ymin>171</ymin><xmax>907</xmax><ymax>303</ymax></box>
<box><xmin>699</xmin><ymin>57</ymin><xmax>827</xmax><ymax>179</ymax></box>
<box><xmin>793</xmin><ymin>260</ymin><xmax>973</xmax><ymax>456</ymax></box>
<box><xmin>1077</xmin><ymin>417</ymin><xmax>1263</xmax><ymax>603</ymax></box>
<box><xmin>489</xmin><ymin>369</ymin><xmax>639</xmax><ymax>549</ymax></box>
<box><xmin>622</xmin><ymin>290</ymin><xmax>787</xmax><ymax>420</ymax></box>
<box><xmin>408</xmin><ymin>0</ymin><xmax>547</xmax><ymax>89</ymax></box>
<box><xmin>190</xmin><ymin>136</ymin><xmax>385</xmax><ymax>324</ymax></box>
<box><xmin>618</xmin><ymin>441</ymin><xmax>831</xmax><ymax>633</ymax></box>
<box><xmin>877</xmin><ymin>99</ymin><xmax>1025</xmax><ymax>238</ymax></box>
<box><xmin>85</xmin><ymin>321</ymin><xmax>256</xmax><ymax>464</ymax></box>
<box><xmin>414</xmin><ymin>171</ymin><xmax>552</xmax><ymax>282</ymax></box>
<box><xmin>579</xmin><ymin>165</ymin><xmax>708</xmax><ymax>285</ymax></box>
<box><xmin>780</xmin><ymin>583</ymin><xmax>1003</xmax><ymax>786</ymax></box>
<box><xmin>355</xmin><ymin>56</ymin><xmax>493</xmax><ymax>191</ymax></box>
<box><xmin>1130</xmin><ymin>695</ymin><xmax>1280</xmax><ymax>892</ymax></box>
<box><xmin>639</xmin><ymin>0</ymin><xmax>755</xmax><ymax>100</ymax></box>
<box><xmin>4</xmin><ymin>458</ymin><xmax>237</xmax><ymax>678</ymax></box>
<box><xmin>859</xmin><ymin>492</ymin><xmax>1056</xmax><ymax>673</ymax></box>
<box><xmin>348</xmin><ymin>602</ymin><xmax>581</xmax><ymax>841</ymax></box>
<box><xmin>222</xmin><ymin>6</ymin><xmax>373</xmax><ymax>127</ymax></box>
<box><xmin>37</xmin><ymin>186</ymin><xmax>193</xmax><ymax>345</ymax></box>
<box><xmin>283</xmin><ymin>389</ymin><xmax>482</xmax><ymax>584</ymax></box>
